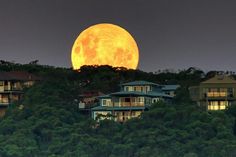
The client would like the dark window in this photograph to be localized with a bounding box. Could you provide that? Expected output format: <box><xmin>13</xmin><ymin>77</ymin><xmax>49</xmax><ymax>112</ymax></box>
<box><xmin>125</xmin><ymin>98</ymin><xmax>130</xmax><ymax>102</ymax></box>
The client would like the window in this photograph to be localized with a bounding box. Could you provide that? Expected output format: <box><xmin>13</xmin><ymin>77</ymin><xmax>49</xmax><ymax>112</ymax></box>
<box><xmin>102</xmin><ymin>99</ymin><xmax>111</xmax><ymax>106</ymax></box>
<box><xmin>219</xmin><ymin>101</ymin><xmax>228</xmax><ymax>110</ymax></box>
<box><xmin>208</xmin><ymin>101</ymin><xmax>228</xmax><ymax>110</ymax></box>
<box><xmin>207</xmin><ymin>88</ymin><xmax>227</xmax><ymax>97</ymax></box>
<box><xmin>141</xmin><ymin>87</ymin><xmax>143</xmax><ymax>92</ymax></box>
<box><xmin>102</xmin><ymin>99</ymin><xmax>107</xmax><ymax>106</ymax></box>
<box><xmin>125</xmin><ymin>98</ymin><xmax>130</xmax><ymax>102</ymax></box>
<box><xmin>138</xmin><ymin>97</ymin><xmax>144</xmax><ymax>102</ymax></box>
<box><xmin>219</xmin><ymin>88</ymin><xmax>227</xmax><ymax>97</ymax></box>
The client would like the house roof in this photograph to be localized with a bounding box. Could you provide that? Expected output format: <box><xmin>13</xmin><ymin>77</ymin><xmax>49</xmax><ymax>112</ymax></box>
<box><xmin>0</xmin><ymin>71</ymin><xmax>41</xmax><ymax>81</ymax></box>
<box><xmin>79</xmin><ymin>91</ymin><xmax>104</xmax><ymax>97</ymax></box>
<box><xmin>121</xmin><ymin>80</ymin><xmax>160</xmax><ymax>86</ymax></box>
<box><xmin>91</xmin><ymin>106</ymin><xmax>145</xmax><ymax>111</ymax></box>
<box><xmin>162</xmin><ymin>85</ymin><xmax>180</xmax><ymax>91</ymax></box>
<box><xmin>201</xmin><ymin>75</ymin><xmax>236</xmax><ymax>84</ymax></box>
<box><xmin>97</xmin><ymin>95</ymin><xmax>111</xmax><ymax>98</ymax></box>
<box><xmin>147</xmin><ymin>91</ymin><xmax>173</xmax><ymax>98</ymax></box>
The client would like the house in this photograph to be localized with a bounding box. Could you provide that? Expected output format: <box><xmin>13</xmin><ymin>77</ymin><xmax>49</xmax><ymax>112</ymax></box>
<box><xmin>0</xmin><ymin>71</ymin><xmax>40</xmax><ymax>116</ymax></box>
<box><xmin>189</xmin><ymin>75</ymin><xmax>236</xmax><ymax>111</ymax></box>
<box><xmin>78</xmin><ymin>91</ymin><xmax>104</xmax><ymax>109</ymax></box>
<box><xmin>91</xmin><ymin>81</ymin><xmax>179</xmax><ymax>122</ymax></box>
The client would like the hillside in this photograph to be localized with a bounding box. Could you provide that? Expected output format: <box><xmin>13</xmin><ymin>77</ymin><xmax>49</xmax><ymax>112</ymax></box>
<box><xmin>0</xmin><ymin>61</ymin><xmax>235</xmax><ymax>157</ymax></box>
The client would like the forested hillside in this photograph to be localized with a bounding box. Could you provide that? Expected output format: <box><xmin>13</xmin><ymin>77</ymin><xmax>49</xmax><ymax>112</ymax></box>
<box><xmin>0</xmin><ymin>61</ymin><xmax>236</xmax><ymax>157</ymax></box>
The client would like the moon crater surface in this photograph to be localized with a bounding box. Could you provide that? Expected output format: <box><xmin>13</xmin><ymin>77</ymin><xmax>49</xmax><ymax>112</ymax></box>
<box><xmin>71</xmin><ymin>23</ymin><xmax>139</xmax><ymax>70</ymax></box>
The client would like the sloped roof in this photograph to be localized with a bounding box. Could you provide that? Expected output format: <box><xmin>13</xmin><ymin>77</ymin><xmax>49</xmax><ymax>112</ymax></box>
<box><xmin>201</xmin><ymin>75</ymin><xmax>236</xmax><ymax>84</ymax></box>
<box><xmin>97</xmin><ymin>95</ymin><xmax>111</xmax><ymax>98</ymax></box>
<box><xmin>0</xmin><ymin>71</ymin><xmax>41</xmax><ymax>81</ymax></box>
<box><xmin>162</xmin><ymin>85</ymin><xmax>180</xmax><ymax>91</ymax></box>
<box><xmin>147</xmin><ymin>91</ymin><xmax>173</xmax><ymax>98</ymax></box>
<box><xmin>91</xmin><ymin>106</ymin><xmax>145</xmax><ymax>111</ymax></box>
<box><xmin>121</xmin><ymin>80</ymin><xmax>160</xmax><ymax>86</ymax></box>
<box><xmin>79</xmin><ymin>91</ymin><xmax>104</xmax><ymax>97</ymax></box>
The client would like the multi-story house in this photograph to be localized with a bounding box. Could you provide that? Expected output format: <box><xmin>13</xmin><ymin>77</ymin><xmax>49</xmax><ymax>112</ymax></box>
<box><xmin>91</xmin><ymin>81</ymin><xmax>179</xmax><ymax>122</ymax></box>
<box><xmin>0</xmin><ymin>71</ymin><xmax>40</xmax><ymax>116</ymax></box>
<box><xmin>189</xmin><ymin>75</ymin><xmax>236</xmax><ymax>111</ymax></box>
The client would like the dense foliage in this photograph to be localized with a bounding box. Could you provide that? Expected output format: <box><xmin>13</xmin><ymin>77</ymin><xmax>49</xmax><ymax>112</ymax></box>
<box><xmin>0</xmin><ymin>61</ymin><xmax>236</xmax><ymax>157</ymax></box>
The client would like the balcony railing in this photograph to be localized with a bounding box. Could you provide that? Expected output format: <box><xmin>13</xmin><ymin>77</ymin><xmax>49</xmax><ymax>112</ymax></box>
<box><xmin>207</xmin><ymin>92</ymin><xmax>227</xmax><ymax>97</ymax></box>
<box><xmin>205</xmin><ymin>92</ymin><xmax>234</xmax><ymax>98</ymax></box>
<box><xmin>113</xmin><ymin>102</ymin><xmax>144</xmax><ymax>107</ymax></box>
<box><xmin>3</xmin><ymin>86</ymin><xmax>22</xmax><ymax>91</ymax></box>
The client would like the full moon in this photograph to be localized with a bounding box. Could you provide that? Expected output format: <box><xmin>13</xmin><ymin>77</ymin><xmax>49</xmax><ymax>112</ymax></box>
<box><xmin>71</xmin><ymin>23</ymin><xmax>139</xmax><ymax>70</ymax></box>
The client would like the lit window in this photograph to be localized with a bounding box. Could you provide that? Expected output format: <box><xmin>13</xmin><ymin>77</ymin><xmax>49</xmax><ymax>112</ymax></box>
<box><xmin>208</xmin><ymin>101</ymin><xmax>228</xmax><ymax>110</ymax></box>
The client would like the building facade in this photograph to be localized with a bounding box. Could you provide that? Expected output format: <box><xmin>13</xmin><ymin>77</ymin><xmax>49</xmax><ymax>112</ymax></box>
<box><xmin>0</xmin><ymin>71</ymin><xmax>40</xmax><ymax>116</ymax></box>
<box><xmin>92</xmin><ymin>81</ymin><xmax>179</xmax><ymax>122</ymax></box>
<box><xmin>189</xmin><ymin>75</ymin><xmax>236</xmax><ymax>111</ymax></box>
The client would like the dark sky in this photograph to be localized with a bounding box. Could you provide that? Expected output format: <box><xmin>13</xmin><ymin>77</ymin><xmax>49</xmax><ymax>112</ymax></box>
<box><xmin>1</xmin><ymin>0</ymin><xmax>236</xmax><ymax>72</ymax></box>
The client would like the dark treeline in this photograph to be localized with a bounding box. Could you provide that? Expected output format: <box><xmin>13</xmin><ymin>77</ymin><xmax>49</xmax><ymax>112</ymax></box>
<box><xmin>0</xmin><ymin>61</ymin><xmax>236</xmax><ymax>157</ymax></box>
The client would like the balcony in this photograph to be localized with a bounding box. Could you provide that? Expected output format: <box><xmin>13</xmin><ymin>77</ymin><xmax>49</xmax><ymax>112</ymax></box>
<box><xmin>204</xmin><ymin>92</ymin><xmax>234</xmax><ymax>99</ymax></box>
<box><xmin>113</xmin><ymin>102</ymin><xmax>144</xmax><ymax>107</ymax></box>
<box><xmin>3</xmin><ymin>86</ymin><xmax>22</xmax><ymax>91</ymax></box>
<box><xmin>207</xmin><ymin>92</ymin><xmax>227</xmax><ymax>97</ymax></box>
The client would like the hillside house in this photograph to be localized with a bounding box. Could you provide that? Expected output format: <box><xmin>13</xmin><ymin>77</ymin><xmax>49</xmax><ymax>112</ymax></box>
<box><xmin>0</xmin><ymin>71</ymin><xmax>40</xmax><ymax>116</ymax></box>
<box><xmin>92</xmin><ymin>81</ymin><xmax>179</xmax><ymax>122</ymax></box>
<box><xmin>189</xmin><ymin>75</ymin><xmax>236</xmax><ymax>111</ymax></box>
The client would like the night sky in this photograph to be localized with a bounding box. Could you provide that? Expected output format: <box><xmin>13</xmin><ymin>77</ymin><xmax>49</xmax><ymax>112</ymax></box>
<box><xmin>1</xmin><ymin>0</ymin><xmax>236</xmax><ymax>72</ymax></box>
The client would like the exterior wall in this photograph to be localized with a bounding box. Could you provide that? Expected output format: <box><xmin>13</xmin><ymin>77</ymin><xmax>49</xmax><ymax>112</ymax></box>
<box><xmin>189</xmin><ymin>86</ymin><xmax>200</xmax><ymax>101</ymax></box>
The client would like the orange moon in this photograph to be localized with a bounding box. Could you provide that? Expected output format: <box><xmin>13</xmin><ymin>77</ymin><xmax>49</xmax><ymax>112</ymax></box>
<box><xmin>71</xmin><ymin>23</ymin><xmax>139</xmax><ymax>70</ymax></box>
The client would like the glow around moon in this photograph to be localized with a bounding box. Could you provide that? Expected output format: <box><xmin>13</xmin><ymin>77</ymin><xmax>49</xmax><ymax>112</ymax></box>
<box><xmin>71</xmin><ymin>23</ymin><xmax>139</xmax><ymax>70</ymax></box>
